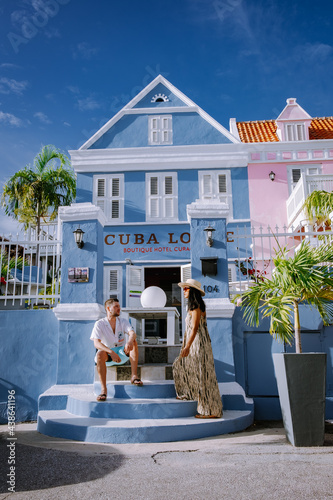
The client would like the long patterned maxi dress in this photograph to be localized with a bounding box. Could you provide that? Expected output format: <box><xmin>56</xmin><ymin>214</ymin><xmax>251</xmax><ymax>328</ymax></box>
<box><xmin>173</xmin><ymin>312</ymin><xmax>223</xmax><ymax>417</ymax></box>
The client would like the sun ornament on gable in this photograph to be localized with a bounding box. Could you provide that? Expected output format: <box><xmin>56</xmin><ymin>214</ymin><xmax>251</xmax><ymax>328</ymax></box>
<box><xmin>151</xmin><ymin>93</ymin><xmax>169</xmax><ymax>103</ymax></box>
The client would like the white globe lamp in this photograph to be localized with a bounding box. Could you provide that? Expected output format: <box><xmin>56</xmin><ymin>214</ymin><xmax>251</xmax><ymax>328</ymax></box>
<box><xmin>140</xmin><ymin>286</ymin><xmax>167</xmax><ymax>308</ymax></box>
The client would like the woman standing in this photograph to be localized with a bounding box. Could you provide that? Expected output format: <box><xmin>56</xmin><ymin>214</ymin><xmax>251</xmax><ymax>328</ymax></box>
<box><xmin>173</xmin><ymin>279</ymin><xmax>223</xmax><ymax>418</ymax></box>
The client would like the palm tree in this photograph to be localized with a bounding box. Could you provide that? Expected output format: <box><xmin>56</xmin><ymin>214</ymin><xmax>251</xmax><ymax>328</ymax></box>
<box><xmin>303</xmin><ymin>190</ymin><xmax>333</xmax><ymax>228</ymax></box>
<box><xmin>235</xmin><ymin>241</ymin><xmax>333</xmax><ymax>353</ymax></box>
<box><xmin>2</xmin><ymin>145</ymin><xmax>76</xmax><ymax>238</ymax></box>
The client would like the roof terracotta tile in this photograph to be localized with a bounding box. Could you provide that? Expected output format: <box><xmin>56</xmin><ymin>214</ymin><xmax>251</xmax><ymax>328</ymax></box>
<box><xmin>309</xmin><ymin>117</ymin><xmax>333</xmax><ymax>140</ymax></box>
<box><xmin>237</xmin><ymin>117</ymin><xmax>333</xmax><ymax>142</ymax></box>
<box><xmin>237</xmin><ymin>120</ymin><xmax>279</xmax><ymax>143</ymax></box>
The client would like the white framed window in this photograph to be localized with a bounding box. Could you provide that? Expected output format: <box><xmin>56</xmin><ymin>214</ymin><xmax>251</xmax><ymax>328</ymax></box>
<box><xmin>285</xmin><ymin>123</ymin><xmax>305</xmax><ymax>141</ymax></box>
<box><xmin>146</xmin><ymin>172</ymin><xmax>178</xmax><ymax>221</ymax></box>
<box><xmin>148</xmin><ymin>115</ymin><xmax>173</xmax><ymax>145</ymax></box>
<box><xmin>287</xmin><ymin>164</ymin><xmax>321</xmax><ymax>193</ymax></box>
<box><xmin>103</xmin><ymin>266</ymin><xmax>122</xmax><ymax>303</ymax></box>
<box><xmin>93</xmin><ymin>174</ymin><xmax>124</xmax><ymax>222</ymax></box>
<box><xmin>198</xmin><ymin>170</ymin><xmax>233</xmax><ymax>217</ymax></box>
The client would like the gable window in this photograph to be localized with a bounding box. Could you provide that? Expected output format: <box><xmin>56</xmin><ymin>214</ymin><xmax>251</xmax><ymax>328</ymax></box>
<box><xmin>146</xmin><ymin>172</ymin><xmax>178</xmax><ymax>221</ymax></box>
<box><xmin>287</xmin><ymin>165</ymin><xmax>321</xmax><ymax>193</ymax></box>
<box><xmin>285</xmin><ymin>123</ymin><xmax>305</xmax><ymax>141</ymax></box>
<box><xmin>198</xmin><ymin>170</ymin><xmax>233</xmax><ymax>217</ymax></box>
<box><xmin>148</xmin><ymin>115</ymin><xmax>173</xmax><ymax>145</ymax></box>
<box><xmin>93</xmin><ymin>174</ymin><xmax>124</xmax><ymax>222</ymax></box>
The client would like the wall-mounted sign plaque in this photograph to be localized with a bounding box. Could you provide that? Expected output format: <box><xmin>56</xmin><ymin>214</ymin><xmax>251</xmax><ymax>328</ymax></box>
<box><xmin>68</xmin><ymin>267</ymin><xmax>89</xmax><ymax>283</ymax></box>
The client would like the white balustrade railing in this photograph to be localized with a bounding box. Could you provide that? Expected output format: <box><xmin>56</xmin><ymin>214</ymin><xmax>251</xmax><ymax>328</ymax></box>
<box><xmin>287</xmin><ymin>174</ymin><xmax>333</xmax><ymax>227</ymax></box>
<box><xmin>0</xmin><ymin>223</ymin><xmax>61</xmax><ymax>309</ymax></box>
<box><xmin>228</xmin><ymin>224</ymin><xmax>333</xmax><ymax>297</ymax></box>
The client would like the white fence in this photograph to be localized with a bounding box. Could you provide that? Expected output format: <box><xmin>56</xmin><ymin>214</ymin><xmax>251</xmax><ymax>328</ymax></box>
<box><xmin>0</xmin><ymin>223</ymin><xmax>61</xmax><ymax>309</ymax></box>
<box><xmin>228</xmin><ymin>224</ymin><xmax>333</xmax><ymax>296</ymax></box>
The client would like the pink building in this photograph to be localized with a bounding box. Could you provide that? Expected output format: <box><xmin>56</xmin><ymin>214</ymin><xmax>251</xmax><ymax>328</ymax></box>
<box><xmin>230</xmin><ymin>98</ymin><xmax>333</xmax><ymax>231</ymax></box>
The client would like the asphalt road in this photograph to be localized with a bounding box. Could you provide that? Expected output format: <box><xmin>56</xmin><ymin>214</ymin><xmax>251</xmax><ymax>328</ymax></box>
<box><xmin>1</xmin><ymin>421</ymin><xmax>333</xmax><ymax>500</ymax></box>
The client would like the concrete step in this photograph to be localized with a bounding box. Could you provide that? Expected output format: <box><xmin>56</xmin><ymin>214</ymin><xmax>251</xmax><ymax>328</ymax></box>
<box><xmin>37</xmin><ymin>382</ymin><xmax>254</xmax><ymax>443</ymax></box>
<box><xmin>37</xmin><ymin>409</ymin><xmax>253</xmax><ymax>443</ymax></box>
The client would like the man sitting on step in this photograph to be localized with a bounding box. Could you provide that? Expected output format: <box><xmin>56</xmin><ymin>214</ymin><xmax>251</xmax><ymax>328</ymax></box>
<box><xmin>91</xmin><ymin>298</ymin><xmax>143</xmax><ymax>401</ymax></box>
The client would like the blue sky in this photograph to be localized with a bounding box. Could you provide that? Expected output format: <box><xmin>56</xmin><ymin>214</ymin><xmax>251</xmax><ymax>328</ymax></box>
<box><xmin>1</xmin><ymin>0</ymin><xmax>333</xmax><ymax>234</ymax></box>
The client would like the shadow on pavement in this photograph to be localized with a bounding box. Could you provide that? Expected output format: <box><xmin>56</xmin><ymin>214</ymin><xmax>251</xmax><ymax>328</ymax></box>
<box><xmin>0</xmin><ymin>432</ymin><xmax>125</xmax><ymax>494</ymax></box>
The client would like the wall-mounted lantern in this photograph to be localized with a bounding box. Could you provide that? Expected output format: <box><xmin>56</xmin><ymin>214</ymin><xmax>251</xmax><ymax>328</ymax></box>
<box><xmin>203</xmin><ymin>224</ymin><xmax>215</xmax><ymax>247</ymax></box>
<box><xmin>269</xmin><ymin>170</ymin><xmax>276</xmax><ymax>181</ymax></box>
<box><xmin>73</xmin><ymin>227</ymin><xmax>85</xmax><ymax>249</ymax></box>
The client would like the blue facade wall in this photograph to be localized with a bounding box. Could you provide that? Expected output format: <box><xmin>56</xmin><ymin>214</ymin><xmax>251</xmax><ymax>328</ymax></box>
<box><xmin>0</xmin><ymin>310</ymin><xmax>58</xmax><ymax>422</ymax></box>
<box><xmin>88</xmin><ymin>113</ymin><xmax>232</xmax><ymax>150</ymax></box>
<box><xmin>57</xmin><ymin>320</ymin><xmax>96</xmax><ymax>385</ymax></box>
<box><xmin>76</xmin><ymin>167</ymin><xmax>250</xmax><ymax>225</ymax></box>
<box><xmin>61</xmin><ymin>220</ymin><xmax>104</xmax><ymax>305</ymax></box>
<box><xmin>125</xmin><ymin>171</ymin><xmax>146</xmax><ymax>222</ymax></box>
<box><xmin>76</xmin><ymin>173</ymin><xmax>93</xmax><ymax>204</ymax></box>
<box><xmin>231</xmin><ymin>167</ymin><xmax>250</xmax><ymax>220</ymax></box>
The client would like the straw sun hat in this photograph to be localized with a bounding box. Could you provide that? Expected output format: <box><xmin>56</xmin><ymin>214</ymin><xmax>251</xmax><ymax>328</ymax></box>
<box><xmin>178</xmin><ymin>278</ymin><xmax>205</xmax><ymax>296</ymax></box>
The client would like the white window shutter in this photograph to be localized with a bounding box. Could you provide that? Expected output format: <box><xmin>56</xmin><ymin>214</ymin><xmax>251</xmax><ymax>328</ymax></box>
<box><xmin>292</xmin><ymin>169</ymin><xmax>301</xmax><ymax>184</ymax></box>
<box><xmin>203</xmin><ymin>174</ymin><xmax>212</xmax><ymax>197</ymax></box>
<box><xmin>126</xmin><ymin>266</ymin><xmax>144</xmax><ymax>308</ymax></box>
<box><xmin>111</xmin><ymin>200</ymin><xmax>120</xmax><ymax>219</ymax></box>
<box><xmin>112</xmin><ymin>178</ymin><xmax>120</xmax><ymax>197</ymax></box>
<box><xmin>97</xmin><ymin>179</ymin><xmax>105</xmax><ymax>197</ymax></box>
<box><xmin>146</xmin><ymin>172</ymin><xmax>177</xmax><ymax>221</ymax></box>
<box><xmin>165</xmin><ymin>176</ymin><xmax>173</xmax><ymax>195</ymax></box>
<box><xmin>181</xmin><ymin>264</ymin><xmax>192</xmax><ymax>282</ymax></box>
<box><xmin>150</xmin><ymin>198</ymin><xmax>159</xmax><ymax>218</ymax></box>
<box><xmin>218</xmin><ymin>174</ymin><xmax>227</xmax><ymax>193</ymax></box>
<box><xmin>148</xmin><ymin>115</ymin><xmax>172</xmax><ymax>145</ymax></box>
<box><xmin>103</xmin><ymin>266</ymin><xmax>122</xmax><ymax>303</ymax></box>
<box><xmin>96</xmin><ymin>178</ymin><xmax>107</xmax><ymax>215</ymax></box>
<box><xmin>150</xmin><ymin>177</ymin><xmax>158</xmax><ymax>195</ymax></box>
<box><xmin>164</xmin><ymin>198</ymin><xmax>174</xmax><ymax>218</ymax></box>
<box><xmin>296</xmin><ymin>124</ymin><xmax>304</xmax><ymax>141</ymax></box>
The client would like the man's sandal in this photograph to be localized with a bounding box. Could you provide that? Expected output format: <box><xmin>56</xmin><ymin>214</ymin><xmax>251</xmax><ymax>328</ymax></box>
<box><xmin>131</xmin><ymin>375</ymin><xmax>143</xmax><ymax>386</ymax></box>
<box><xmin>97</xmin><ymin>393</ymin><xmax>107</xmax><ymax>401</ymax></box>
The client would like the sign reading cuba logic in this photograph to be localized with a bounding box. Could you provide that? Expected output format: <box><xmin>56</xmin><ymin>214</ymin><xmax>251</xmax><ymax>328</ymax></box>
<box><xmin>104</xmin><ymin>226</ymin><xmax>191</xmax><ymax>261</ymax></box>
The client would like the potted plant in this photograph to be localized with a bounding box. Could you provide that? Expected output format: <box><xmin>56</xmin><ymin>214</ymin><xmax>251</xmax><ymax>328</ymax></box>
<box><xmin>235</xmin><ymin>240</ymin><xmax>333</xmax><ymax>446</ymax></box>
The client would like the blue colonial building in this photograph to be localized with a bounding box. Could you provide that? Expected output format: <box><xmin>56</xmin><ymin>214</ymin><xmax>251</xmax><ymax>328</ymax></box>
<box><xmin>2</xmin><ymin>75</ymin><xmax>332</xmax><ymax>443</ymax></box>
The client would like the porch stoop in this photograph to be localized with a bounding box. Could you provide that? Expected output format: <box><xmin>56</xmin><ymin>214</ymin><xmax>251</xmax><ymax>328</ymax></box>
<box><xmin>37</xmin><ymin>381</ymin><xmax>254</xmax><ymax>444</ymax></box>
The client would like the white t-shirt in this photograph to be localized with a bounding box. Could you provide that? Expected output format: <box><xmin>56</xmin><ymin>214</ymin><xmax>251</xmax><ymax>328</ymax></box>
<box><xmin>90</xmin><ymin>316</ymin><xmax>134</xmax><ymax>350</ymax></box>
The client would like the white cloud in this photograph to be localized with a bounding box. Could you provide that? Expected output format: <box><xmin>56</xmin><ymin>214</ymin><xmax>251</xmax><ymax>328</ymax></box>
<box><xmin>0</xmin><ymin>78</ymin><xmax>28</xmax><ymax>95</ymax></box>
<box><xmin>294</xmin><ymin>42</ymin><xmax>333</xmax><ymax>63</ymax></box>
<box><xmin>72</xmin><ymin>42</ymin><xmax>98</xmax><ymax>60</ymax></box>
<box><xmin>0</xmin><ymin>63</ymin><xmax>20</xmax><ymax>69</ymax></box>
<box><xmin>34</xmin><ymin>112</ymin><xmax>52</xmax><ymax>124</ymax></box>
<box><xmin>77</xmin><ymin>97</ymin><xmax>101</xmax><ymax>112</ymax></box>
<box><xmin>0</xmin><ymin>111</ymin><xmax>24</xmax><ymax>127</ymax></box>
<box><xmin>45</xmin><ymin>28</ymin><xmax>61</xmax><ymax>39</ymax></box>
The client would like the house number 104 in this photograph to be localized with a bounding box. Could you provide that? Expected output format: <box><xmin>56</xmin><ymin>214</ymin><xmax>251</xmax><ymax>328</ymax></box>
<box><xmin>203</xmin><ymin>285</ymin><xmax>219</xmax><ymax>293</ymax></box>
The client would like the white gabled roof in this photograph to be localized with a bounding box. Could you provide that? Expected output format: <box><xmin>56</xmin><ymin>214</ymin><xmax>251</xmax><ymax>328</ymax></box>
<box><xmin>79</xmin><ymin>75</ymin><xmax>240</xmax><ymax>150</ymax></box>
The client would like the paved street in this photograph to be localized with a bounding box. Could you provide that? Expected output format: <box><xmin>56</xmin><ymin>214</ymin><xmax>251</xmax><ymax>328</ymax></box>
<box><xmin>1</xmin><ymin>421</ymin><xmax>333</xmax><ymax>499</ymax></box>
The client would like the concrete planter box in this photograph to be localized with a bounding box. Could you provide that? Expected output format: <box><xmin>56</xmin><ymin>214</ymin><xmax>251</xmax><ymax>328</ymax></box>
<box><xmin>273</xmin><ymin>353</ymin><xmax>326</xmax><ymax>447</ymax></box>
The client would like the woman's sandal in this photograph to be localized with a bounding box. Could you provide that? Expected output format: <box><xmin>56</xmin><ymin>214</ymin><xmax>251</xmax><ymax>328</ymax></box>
<box><xmin>97</xmin><ymin>393</ymin><xmax>107</xmax><ymax>401</ymax></box>
<box><xmin>195</xmin><ymin>414</ymin><xmax>219</xmax><ymax>419</ymax></box>
<box><xmin>131</xmin><ymin>375</ymin><xmax>143</xmax><ymax>386</ymax></box>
